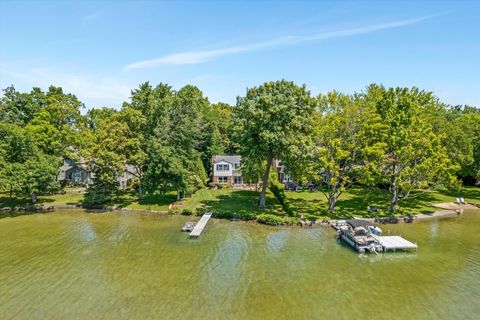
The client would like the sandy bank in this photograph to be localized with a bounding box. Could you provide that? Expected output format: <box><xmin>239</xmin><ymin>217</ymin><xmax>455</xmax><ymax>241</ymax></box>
<box><xmin>432</xmin><ymin>202</ymin><xmax>480</xmax><ymax>210</ymax></box>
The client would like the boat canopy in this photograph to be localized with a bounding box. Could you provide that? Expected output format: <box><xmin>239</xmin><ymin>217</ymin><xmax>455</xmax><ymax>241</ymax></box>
<box><xmin>346</xmin><ymin>219</ymin><xmax>373</xmax><ymax>229</ymax></box>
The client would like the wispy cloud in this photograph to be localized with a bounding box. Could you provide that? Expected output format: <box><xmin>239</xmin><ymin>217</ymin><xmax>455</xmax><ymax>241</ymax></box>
<box><xmin>0</xmin><ymin>67</ymin><xmax>131</xmax><ymax>109</ymax></box>
<box><xmin>82</xmin><ymin>11</ymin><xmax>101</xmax><ymax>26</ymax></box>
<box><xmin>124</xmin><ymin>14</ymin><xmax>441</xmax><ymax>71</ymax></box>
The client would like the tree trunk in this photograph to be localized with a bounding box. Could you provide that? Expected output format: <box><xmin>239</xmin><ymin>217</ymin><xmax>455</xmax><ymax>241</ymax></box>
<box><xmin>328</xmin><ymin>194</ymin><xmax>337</xmax><ymax>213</ymax></box>
<box><xmin>177</xmin><ymin>190</ymin><xmax>181</xmax><ymax>200</ymax></box>
<box><xmin>138</xmin><ymin>180</ymin><xmax>143</xmax><ymax>200</ymax></box>
<box><xmin>258</xmin><ymin>155</ymin><xmax>274</xmax><ymax>208</ymax></box>
<box><xmin>9</xmin><ymin>185</ymin><xmax>13</xmax><ymax>205</ymax></box>
<box><xmin>390</xmin><ymin>183</ymin><xmax>399</xmax><ymax>212</ymax></box>
<box><xmin>31</xmin><ymin>193</ymin><xmax>37</xmax><ymax>203</ymax></box>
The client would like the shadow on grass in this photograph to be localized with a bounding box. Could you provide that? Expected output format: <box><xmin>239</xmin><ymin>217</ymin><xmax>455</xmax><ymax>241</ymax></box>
<box><xmin>337</xmin><ymin>188</ymin><xmax>439</xmax><ymax>216</ymax></box>
<box><xmin>434</xmin><ymin>187</ymin><xmax>480</xmax><ymax>204</ymax></box>
<box><xmin>113</xmin><ymin>191</ymin><xmax>176</xmax><ymax>209</ymax></box>
<box><xmin>198</xmin><ymin>190</ymin><xmax>281</xmax><ymax>218</ymax></box>
<box><xmin>0</xmin><ymin>196</ymin><xmax>55</xmax><ymax>208</ymax></box>
<box><xmin>286</xmin><ymin>187</ymin><xmax>445</xmax><ymax>219</ymax></box>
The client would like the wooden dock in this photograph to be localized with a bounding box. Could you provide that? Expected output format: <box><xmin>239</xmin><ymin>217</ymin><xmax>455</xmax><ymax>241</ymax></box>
<box><xmin>371</xmin><ymin>234</ymin><xmax>418</xmax><ymax>252</ymax></box>
<box><xmin>189</xmin><ymin>213</ymin><xmax>212</xmax><ymax>237</ymax></box>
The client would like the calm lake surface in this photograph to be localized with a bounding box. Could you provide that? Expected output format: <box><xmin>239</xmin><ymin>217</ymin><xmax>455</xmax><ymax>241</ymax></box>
<box><xmin>1</xmin><ymin>210</ymin><xmax>479</xmax><ymax>320</ymax></box>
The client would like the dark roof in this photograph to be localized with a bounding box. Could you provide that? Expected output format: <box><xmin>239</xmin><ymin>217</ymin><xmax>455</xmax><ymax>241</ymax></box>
<box><xmin>213</xmin><ymin>155</ymin><xmax>241</xmax><ymax>164</ymax></box>
<box><xmin>346</xmin><ymin>219</ymin><xmax>373</xmax><ymax>229</ymax></box>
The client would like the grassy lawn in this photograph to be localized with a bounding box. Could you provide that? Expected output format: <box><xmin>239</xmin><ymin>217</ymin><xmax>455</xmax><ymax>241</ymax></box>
<box><xmin>2</xmin><ymin>185</ymin><xmax>478</xmax><ymax>222</ymax></box>
<box><xmin>0</xmin><ymin>188</ymin><xmax>85</xmax><ymax>207</ymax></box>
<box><xmin>117</xmin><ymin>192</ymin><xmax>177</xmax><ymax>211</ymax></box>
<box><xmin>179</xmin><ymin>188</ymin><xmax>282</xmax><ymax>217</ymax></box>
<box><xmin>286</xmin><ymin>186</ymin><xmax>480</xmax><ymax>219</ymax></box>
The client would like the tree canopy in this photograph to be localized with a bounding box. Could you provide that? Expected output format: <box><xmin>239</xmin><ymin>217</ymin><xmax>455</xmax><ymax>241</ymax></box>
<box><xmin>235</xmin><ymin>80</ymin><xmax>316</xmax><ymax>207</ymax></box>
<box><xmin>0</xmin><ymin>82</ymin><xmax>478</xmax><ymax>212</ymax></box>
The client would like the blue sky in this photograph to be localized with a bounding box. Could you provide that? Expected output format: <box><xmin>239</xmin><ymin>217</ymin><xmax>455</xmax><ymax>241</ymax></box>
<box><xmin>1</xmin><ymin>1</ymin><xmax>479</xmax><ymax>109</ymax></box>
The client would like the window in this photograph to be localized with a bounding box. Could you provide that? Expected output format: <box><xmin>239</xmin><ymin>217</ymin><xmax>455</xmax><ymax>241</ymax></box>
<box><xmin>234</xmin><ymin>163</ymin><xmax>241</xmax><ymax>169</ymax></box>
<box><xmin>216</xmin><ymin>164</ymin><xmax>229</xmax><ymax>171</ymax></box>
<box><xmin>218</xmin><ymin>176</ymin><xmax>228</xmax><ymax>183</ymax></box>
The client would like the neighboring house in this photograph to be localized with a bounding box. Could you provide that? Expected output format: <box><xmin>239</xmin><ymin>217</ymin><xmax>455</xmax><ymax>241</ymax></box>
<box><xmin>275</xmin><ymin>159</ymin><xmax>292</xmax><ymax>184</ymax></box>
<box><xmin>58</xmin><ymin>157</ymin><xmax>92</xmax><ymax>185</ymax></box>
<box><xmin>212</xmin><ymin>155</ymin><xmax>292</xmax><ymax>186</ymax></box>
<box><xmin>212</xmin><ymin>155</ymin><xmax>244</xmax><ymax>185</ymax></box>
<box><xmin>58</xmin><ymin>157</ymin><xmax>136</xmax><ymax>189</ymax></box>
<box><xmin>121</xmin><ymin>164</ymin><xmax>137</xmax><ymax>189</ymax></box>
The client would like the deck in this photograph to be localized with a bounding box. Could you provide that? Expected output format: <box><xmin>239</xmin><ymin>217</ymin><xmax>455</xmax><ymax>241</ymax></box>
<box><xmin>371</xmin><ymin>235</ymin><xmax>418</xmax><ymax>251</ymax></box>
<box><xmin>189</xmin><ymin>213</ymin><xmax>212</xmax><ymax>237</ymax></box>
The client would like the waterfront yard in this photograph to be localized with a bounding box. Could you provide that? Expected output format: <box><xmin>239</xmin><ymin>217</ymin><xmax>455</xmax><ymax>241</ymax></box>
<box><xmin>2</xmin><ymin>186</ymin><xmax>479</xmax><ymax>220</ymax></box>
<box><xmin>286</xmin><ymin>186</ymin><xmax>480</xmax><ymax>219</ymax></box>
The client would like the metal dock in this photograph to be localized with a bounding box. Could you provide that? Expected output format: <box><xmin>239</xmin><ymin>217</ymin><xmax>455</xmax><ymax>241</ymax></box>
<box><xmin>371</xmin><ymin>234</ymin><xmax>418</xmax><ymax>252</ymax></box>
<box><xmin>189</xmin><ymin>213</ymin><xmax>212</xmax><ymax>237</ymax></box>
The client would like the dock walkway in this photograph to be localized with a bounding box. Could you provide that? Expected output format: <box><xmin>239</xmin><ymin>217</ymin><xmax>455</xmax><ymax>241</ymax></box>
<box><xmin>189</xmin><ymin>213</ymin><xmax>212</xmax><ymax>237</ymax></box>
<box><xmin>371</xmin><ymin>234</ymin><xmax>418</xmax><ymax>251</ymax></box>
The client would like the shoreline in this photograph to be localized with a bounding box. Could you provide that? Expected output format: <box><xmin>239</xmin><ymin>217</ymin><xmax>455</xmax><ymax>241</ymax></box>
<box><xmin>2</xmin><ymin>201</ymin><xmax>479</xmax><ymax>227</ymax></box>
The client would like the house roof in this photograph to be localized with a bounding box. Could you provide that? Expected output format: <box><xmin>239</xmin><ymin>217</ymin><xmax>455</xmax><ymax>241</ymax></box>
<box><xmin>213</xmin><ymin>155</ymin><xmax>241</xmax><ymax>164</ymax></box>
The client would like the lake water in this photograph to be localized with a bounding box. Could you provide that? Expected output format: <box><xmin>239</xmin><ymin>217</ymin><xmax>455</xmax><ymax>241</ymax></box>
<box><xmin>1</xmin><ymin>210</ymin><xmax>479</xmax><ymax>319</ymax></box>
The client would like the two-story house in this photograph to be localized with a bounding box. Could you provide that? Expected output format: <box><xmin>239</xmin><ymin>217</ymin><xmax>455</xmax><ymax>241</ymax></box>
<box><xmin>58</xmin><ymin>157</ymin><xmax>92</xmax><ymax>185</ymax></box>
<box><xmin>58</xmin><ymin>157</ymin><xmax>136</xmax><ymax>189</ymax></box>
<box><xmin>212</xmin><ymin>155</ymin><xmax>243</xmax><ymax>185</ymax></box>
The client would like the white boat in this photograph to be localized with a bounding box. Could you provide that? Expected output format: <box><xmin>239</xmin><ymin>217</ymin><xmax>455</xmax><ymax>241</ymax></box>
<box><xmin>338</xmin><ymin>219</ymin><xmax>383</xmax><ymax>253</ymax></box>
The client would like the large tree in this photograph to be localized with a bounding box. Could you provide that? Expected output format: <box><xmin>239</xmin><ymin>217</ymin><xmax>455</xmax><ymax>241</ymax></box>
<box><xmin>0</xmin><ymin>123</ymin><xmax>60</xmax><ymax>203</ymax></box>
<box><xmin>456</xmin><ymin>111</ymin><xmax>480</xmax><ymax>183</ymax></box>
<box><xmin>0</xmin><ymin>86</ymin><xmax>44</xmax><ymax>126</ymax></box>
<box><xmin>84</xmin><ymin>112</ymin><xmax>129</xmax><ymax>204</ymax></box>
<box><xmin>143</xmin><ymin>85</ymin><xmax>208</xmax><ymax>199</ymax></box>
<box><xmin>235</xmin><ymin>80</ymin><xmax>315</xmax><ymax>207</ymax></box>
<box><xmin>25</xmin><ymin>86</ymin><xmax>86</xmax><ymax>157</ymax></box>
<box><xmin>313</xmin><ymin>92</ymin><xmax>386</xmax><ymax>213</ymax></box>
<box><xmin>364</xmin><ymin>85</ymin><xmax>458</xmax><ymax>212</ymax></box>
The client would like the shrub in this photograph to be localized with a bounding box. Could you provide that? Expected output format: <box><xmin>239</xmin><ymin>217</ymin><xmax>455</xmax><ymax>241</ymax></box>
<box><xmin>256</xmin><ymin>213</ymin><xmax>286</xmax><ymax>226</ymax></box>
<box><xmin>213</xmin><ymin>211</ymin><xmax>235</xmax><ymax>219</ymax></box>
<box><xmin>240</xmin><ymin>212</ymin><xmax>257</xmax><ymax>220</ymax></box>
<box><xmin>284</xmin><ymin>216</ymin><xmax>300</xmax><ymax>225</ymax></box>
<box><xmin>269</xmin><ymin>181</ymin><xmax>296</xmax><ymax>216</ymax></box>
<box><xmin>168</xmin><ymin>208</ymin><xmax>180</xmax><ymax>215</ymax></box>
<box><xmin>181</xmin><ymin>208</ymin><xmax>193</xmax><ymax>216</ymax></box>
<box><xmin>211</xmin><ymin>211</ymin><xmax>256</xmax><ymax>221</ymax></box>
<box><xmin>195</xmin><ymin>207</ymin><xmax>207</xmax><ymax>216</ymax></box>
<box><xmin>215</xmin><ymin>183</ymin><xmax>224</xmax><ymax>189</ymax></box>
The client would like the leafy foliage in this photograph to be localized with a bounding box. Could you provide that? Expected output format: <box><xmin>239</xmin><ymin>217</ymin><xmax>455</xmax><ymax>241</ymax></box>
<box><xmin>311</xmin><ymin>91</ymin><xmax>386</xmax><ymax>213</ymax></box>
<box><xmin>235</xmin><ymin>80</ymin><xmax>316</xmax><ymax>207</ymax></box>
<box><xmin>363</xmin><ymin>85</ymin><xmax>459</xmax><ymax>211</ymax></box>
<box><xmin>256</xmin><ymin>213</ymin><xmax>287</xmax><ymax>226</ymax></box>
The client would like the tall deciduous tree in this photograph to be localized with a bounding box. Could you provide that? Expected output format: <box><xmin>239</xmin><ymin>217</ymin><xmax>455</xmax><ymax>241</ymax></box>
<box><xmin>456</xmin><ymin>112</ymin><xmax>480</xmax><ymax>183</ymax></box>
<box><xmin>0</xmin><ymin>86</ymin><xmax>44</xmax><ymax>126</ymax></box>
<box><xmin>364</xmin><ymin>85</ymin><xmax>458</xmax><ymax>212</ymax></box>
<box><xmin>144</xmin><ymin>85</ymin><xmax>208</xmax><ymax>199</ymax></box>
<box><xmin>235</xmin><ymin>80</ymin><xmax>315</xmax><ymax>207</ymax></box>
<box><xmin>0</xmin><ymin>123</ymin><xmax>60</xmax><ymax>203</ymax></box>
<box><xmin>313</xmin><ymin>92</ymin><xmax>386</xmax><ymax>213</ymax></box>
<box><xmin>84</xmin><ymin>113</ymin><xmax>129</xmax><ymax>204</ymax></box>
<box><xmin>24</xmin><ymin>86</ymin><xmax>87</xmax><ymax>157</ymax></box>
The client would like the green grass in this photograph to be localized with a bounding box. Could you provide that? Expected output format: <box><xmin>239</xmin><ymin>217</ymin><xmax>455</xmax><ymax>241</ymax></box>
<box><xmin>179</xmin><ymin>188</ymin><xmax>282</xmax><ymax>217</ymax></box>
<box><xmin>286</xmin><ymin>186</ymin><xmax>480</xmax><ymax>219</ymax></box>
<box><xmin>0</xmin><ymin>189</ymin><xmax>84</xmax><ymax>207</ymax></box>
<box><xmin>119</xmin><ymin>192</ymin><xmax>177</xmax><ymax>211</ymax></box>
<box><xmin>2</xmin><ymin>185</ymin><xmax>478</xmax><ymax>222</ymax></box>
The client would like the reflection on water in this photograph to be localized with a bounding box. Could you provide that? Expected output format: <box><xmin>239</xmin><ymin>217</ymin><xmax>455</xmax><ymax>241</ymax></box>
<box><xmin>0</xmin><ymin>210</ymin><xmax>479</xmax><ymax>319</ymax></box>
